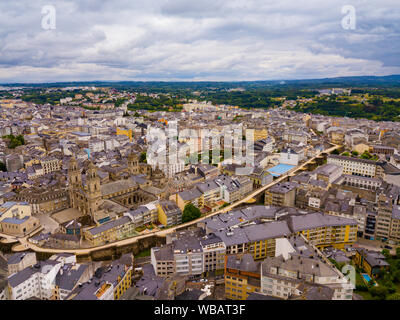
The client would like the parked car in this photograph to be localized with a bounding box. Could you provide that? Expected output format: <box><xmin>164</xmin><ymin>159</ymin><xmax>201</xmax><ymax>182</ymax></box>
<box><xmin>384</xmin><ymin>245</ymin><xmax>393</xmax><ymax>250</ymax></box>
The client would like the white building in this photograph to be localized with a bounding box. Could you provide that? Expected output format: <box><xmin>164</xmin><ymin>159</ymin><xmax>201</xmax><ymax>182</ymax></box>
<box><xmin>260</xmin><ymin>235</ymin><xmax>354</xmax><ymax>300</ymax></box>
<box><xmin>8</xmin><ymin>260</ymin><xmax>62</xmax><ymax>300</ymax></box>
<box><xmin>327</xmin><ymin>155</ymin><xmax>377</xmax><ymax>178</ymax></box>
<box><xmin>280</xmin><ymin>148</ymin><xmax>299</xmax><ymax>166</ymax></box>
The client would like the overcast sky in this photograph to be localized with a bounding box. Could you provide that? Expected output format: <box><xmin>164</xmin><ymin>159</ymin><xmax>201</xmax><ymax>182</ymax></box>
<box><xmin>0</xmin><ymin>0</ymin><xmax>399</xmax><ymax>83</ymax></box>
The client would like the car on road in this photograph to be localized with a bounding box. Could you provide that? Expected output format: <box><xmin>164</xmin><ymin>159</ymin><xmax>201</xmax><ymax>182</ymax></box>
<box><xmin>384</xmin><ymin>245</ymin><xmax>393</xmax><ymax>250</ymax></box>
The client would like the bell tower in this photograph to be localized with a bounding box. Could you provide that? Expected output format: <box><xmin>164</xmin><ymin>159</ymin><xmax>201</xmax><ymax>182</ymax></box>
<box><xmin>68</xmin><ymin>156</ymin><xmax>81</xmax><ymax>209</ymax></box>
<box><xmin>86</xmin><ymin>161</ymin><xmax>102</xmax><ymax>217</ymax></box>
<box><xmin>128</xmin><ymin>150</ymin><xmax>140</xmax><ymax>174</ymax></box>
<box><xmin>68</xmin><ymin>156</ymin><xmax>81</xmax><ymax>187</ymax></box>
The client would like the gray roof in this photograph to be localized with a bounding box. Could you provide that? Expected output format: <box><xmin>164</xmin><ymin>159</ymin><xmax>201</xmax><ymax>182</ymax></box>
<box><xmin>195</xmin><ymin>180</ymin><xmax>220</xmax><ymax>193</ymax></box>
<box><xmin>152</xmin><ymin>245</ymin><xmax>174</xmax><ymax>261</ymax></box>
<box><xmin>134</xmin><ymin>264</ymin><xmax>165</xmax><ymax>298</ymax></box>
<box><xmin>243</xmin><ymin>221</ymin><xmax>291</xmax><ymax>242</ymax></box>
<box><xmin>100</xmin><ymin>178</ymin><xmax>137</xmax><ymax>197</ymax></box>
<box><xmin>226</xmin><ymin>254</ymin><xmax>260</xmax><ymax>273</ymax></box>
<box><xmin>269</xmin><ymin>181</ymin><xmax>298</xmax><ymax>194</ymax></box>
<box><xmin>289</xmin><ymin>212</ymin><xmax>357</xmax><ymax>233</ymax></box>
<box><xmin>69</xmin><ymin>263</ymin><xmax>130</xmax><ymax>300</ymax></box>
<box><xmin>8</xmin><ymin>260</ymin><xmax>61</xmax><ymax>288</ymax></box>
<box><xmin>87</xmin><ymin>216</ymin><xmax>132</xmax><ymax>236</ymax></box>
<box><xmin>356</xmin><ymin>248</ymin><xmax>389</xmax><ymax>268</ymax></box>
<box><xmin>56</xmin><ymin>264</ymin><xmax>88</xmax><ymax>291</ymax></box>
<box><xmin>214</xmin><ymin>227</ymin><xmax>249</xmax><ymax>247</ymax></box>
<box><xmin>173</xmin><ymin>236</ymin><xmax>203</xmax><ymax>254</ymax></box>
<box><xmin>178</xmin><ymin>188</ymin><xmax>203</xmax><ymax>201</ymax></box>
<box><xmin>7</xmin><ymin>252</ymin><xmax>33</xmax><ymax>265</ymax></box>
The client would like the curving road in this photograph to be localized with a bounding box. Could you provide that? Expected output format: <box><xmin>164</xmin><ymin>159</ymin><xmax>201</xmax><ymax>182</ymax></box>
<box><xmin>8</xmin><ymin>144</ymin><xmax>340</xmax><ymax>255</ymax></box>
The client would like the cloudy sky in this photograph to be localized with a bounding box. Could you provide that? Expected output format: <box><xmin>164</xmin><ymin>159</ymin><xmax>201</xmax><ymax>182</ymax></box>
<box><xmin>0</xmin><ymin>0</ymin><xmax>399</xmax><ymax>83</ymax></box>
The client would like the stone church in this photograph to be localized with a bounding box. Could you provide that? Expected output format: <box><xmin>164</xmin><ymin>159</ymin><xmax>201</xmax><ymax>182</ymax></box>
<box><xmin>68</xmin><ymin>150</ymin><xmax>168</xmax><ymax>221</ymax></box>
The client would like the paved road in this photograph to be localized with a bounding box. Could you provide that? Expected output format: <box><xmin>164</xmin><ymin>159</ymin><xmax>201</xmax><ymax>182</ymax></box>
<box><xmin>8</xmin><ymin>144</ymin><xmax>340</xmax><ymax>255</ymax></box>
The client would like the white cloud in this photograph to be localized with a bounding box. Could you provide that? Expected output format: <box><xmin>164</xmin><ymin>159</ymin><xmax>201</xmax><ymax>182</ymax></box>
<box><xmin>0</xmin><ymin>0</ymin><xmax>399</xmax><ymax>82</ymax></box>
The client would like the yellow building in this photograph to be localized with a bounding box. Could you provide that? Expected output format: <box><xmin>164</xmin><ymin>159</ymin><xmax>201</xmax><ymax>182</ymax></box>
<box><xmin>156</xmin><ymin>201</ymin><xmax>182</xmax><ymax>227</ymax></box>
<box><xmin>225</xmin><ymin>254</ymin><xmax>261</xmax><ymax>300</ymax></box>
<box><xmin>116</xmin><ymin>128</ymin><xmax>133</xmax><ymax>142</ymax></box>
<box><xmin>353</xmin><ymin>248</ymin><xmax>389</xmax><ymax>277</ymax></box>
<box><xmin>248</xmin><ymin>238</ymin><xmax>276</xmax><ymax>260</ymax></box>
<box><xmin>290</xmin><ymin>212</ymin><xmax>358</xmax><ymax>250</ymax></box>
<box><xmin>84</xmin><ymin>216</ymin><xmax>135</xmax><ymax>246</ymax></box>
<box><xmin>114</xmin><ymin>266</ymin><xmax>133</xmax><ymax>300</ymax></box>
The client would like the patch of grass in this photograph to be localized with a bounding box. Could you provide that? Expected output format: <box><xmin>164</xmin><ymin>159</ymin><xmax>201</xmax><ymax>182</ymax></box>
<box><xmin>135</xmin><ymin>248</ymin><xmax>151</xmax><ymax>258</ymax></box>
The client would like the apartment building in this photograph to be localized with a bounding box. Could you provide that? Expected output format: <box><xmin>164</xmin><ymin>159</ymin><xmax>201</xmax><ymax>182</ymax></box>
<box><xmin>173</xmin><ymin>237</ymin><xmax>204</xmax><ymax>278</ymax></box>
<box><xmin>151</xmin><ymin>236</ymin><xmax>204</xmax><ymax>279</ymax></box>
<box><xmin>327</xmin><ymin>155</ymin><xmax>378</xmax><ymax>178</ymax></box>
<box><xmin>173</xmin><ymin>188</ymin><xmax>203</xmax><ymax>211</ymax></box>
<box><xmin>199</xmin><ymin>234</ymin><xmax>226</xmax><ymax>275</ymax></box>
<box><xmin>151</xmin><ymin>244</ymin><xmax>175</xmax><ymax>277</ymax></box>
<box><xmin>84</xmin><ymin>216</ymin><xmax>135</xmax><ymax>246</ymax></box>
<box><xmin>265</xmin><ymin>182</ymin><xmax>298</xmax><ymax>207</ymax></box>
<box><xmin>288</xmin><ymin>212</ymin><xmax>358</xmax><ymax>250</ymax></box>
<box><xmin>313</xmin><ymin>164</ymin><xmax>343</xmax><ymax>184</ymax></box>
<box><xmin>157</xmin><ymin>200</ymin><xmax>182</xmax><ymax>227</ymax></box>
<box><xmin>216</xmin><ymin>175</ymin><xmax>253</xmax><ymax>203</ymax></box>
<box><xmin>172</xmin><ymin>174</ymin><xmax>253</xmax><ymax>210</ymax></box>
<box><xmin>126</xmin><ymin>203</ymin><xmax>158</xmax><ymax>228</ymax></box>
<box><xmin>375</xmin><ymin>193</ymin><xmax>395</xmax><ymax>242</ymax></box>
<box><xmin>195</xmin><ymin>180</ymin><xmax>222</xmax><ymax>208</ymax></box>
<box><xmin>279</xmin><ymin>148</ymin><xmax>300</xmax><ymax>166</ymax></box>
<box><xmin>212</xmin><ymin>221</ymin><xmax>291</xmax><ymax>261</ymax></box>
<box><xmin>260</xmin><ymin>236</ymin><xmax>354</xmax><ymax>300</ymax></box>
<box><xmin>8</xmin><ymin>260</ymin><xmax>63</xmax><ymax>300</ymax></box>
<box><xmin>55</xmin><ymin>263</ymin><xmax>92</xmax><ymax>300</ymax></box>
<box><xmin>67</xmin><ymin>263</ymin><xmax>132</xmax><ymax>300</ymax></box>
<box><xmin>40</xmin><ymin>157</ymin><xmax>62</xmax><ymax>174</ymax></box>
<box><xmin>7</xmin><ymin>252</ymin><xmax>37</xmax><ymax>275</ymax></box>
<box><xmin>225</xmin><ymin>254</ymin><xmax>261</xmax><ymax>300</ymax></box>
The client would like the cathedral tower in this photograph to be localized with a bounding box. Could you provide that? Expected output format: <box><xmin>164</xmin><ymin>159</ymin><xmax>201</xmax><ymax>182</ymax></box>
<box><xmin>86</xmin><ymin>161</ymin><xmax>102</xmax><ymax>218</ymax></box>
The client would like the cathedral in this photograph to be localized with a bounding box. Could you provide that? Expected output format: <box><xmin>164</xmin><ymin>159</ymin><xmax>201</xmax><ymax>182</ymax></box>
<box><xmin>67</xmin><ymin>150</ymin><xmax>168</xmax><ymax>221</ymax></box>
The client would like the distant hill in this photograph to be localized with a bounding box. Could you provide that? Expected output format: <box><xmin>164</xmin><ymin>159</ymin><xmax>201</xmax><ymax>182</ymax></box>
<box><xmin>2</xmin><ymin>75</ymin><xmax>400</xmax><ymax>90</ymax></box>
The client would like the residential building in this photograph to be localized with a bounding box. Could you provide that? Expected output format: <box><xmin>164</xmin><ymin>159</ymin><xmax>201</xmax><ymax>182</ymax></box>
<box><xmin>265</xmin><ymin>182</ymin><xmax>298</xmax><ymax>207</ymax></box>
<box><xmin>225</xmin><ymin>254</ymin><xmax>261</xmax><ymax>300</ymax></box>
<box><xmin>7</xmin><ymin>252</ymin><xmax>37</xmax><ymax>275</ymax></box>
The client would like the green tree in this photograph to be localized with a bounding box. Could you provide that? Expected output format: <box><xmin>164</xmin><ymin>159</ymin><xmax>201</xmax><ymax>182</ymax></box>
<box><xmin>140</xmin><ymin>152</ymin><xmax>147</xmax><ymax>163</ymax></box>
<box><xmin>360</xmin><ymin>151</ymin><xmax>373</xmax><ymax>159</ymax></box>
<box><xmin>182</xmin><ymin>203</ymin><xmax>201</xmax><ymax>223</ymax></box>
<box><xmin>370</xmin><ymin>286</ymin><xmax>389</xmax><ymax>300</ymax></box>
<box><xmin>387</xmin><ymin>293</ymin><xmax>400</xmax><ymax>300</ymax></box>
<box><xmin>395</xmin><ymin>247</ymin><xmax>400</xmax><ymax>259</ymax></box>
<box><xmin>3</xmin><ymin>134</ymin><xmax>25</xmax><ymax>149</ymax></box>
<box><xmin>382</xmin><ymin>249</ymin><xmax>391</xmax><ymax>259</ymax></box>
